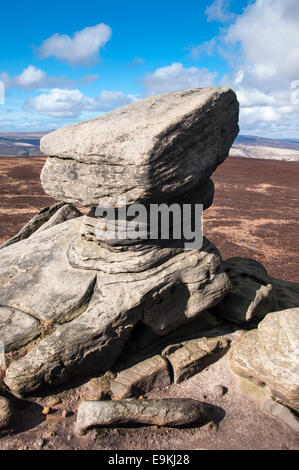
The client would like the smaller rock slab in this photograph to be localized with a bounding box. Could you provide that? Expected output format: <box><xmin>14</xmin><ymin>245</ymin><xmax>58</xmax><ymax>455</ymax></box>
<box><xmin>0</xmin><ymin>203</ymin><xmax>64</xmax><ymax>249</ymax></box>
<box><xmin>75</xmin><ymin>398</ymin><xmax>210</xmax><ymax>435</ymax></box>
<box><xmin>165</xmin><ymin>336</ymin><xmax>230</xmax><ymax>383</ymax></box>
<box><xmin>215</xmin><ymin>257</ymin><xmax>278</xmax><ymax>324</ymax></box>
<box><xmin>110</xmin><ymin>355</ymin><xmax>171</xmax><ymax>399</ymax></box>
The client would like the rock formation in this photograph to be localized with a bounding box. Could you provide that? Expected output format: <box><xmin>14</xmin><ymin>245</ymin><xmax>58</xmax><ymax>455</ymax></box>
<box><xmin>0</xmin><ymin>86</ymin><xmax>298</xmax><ymax>441</ymax></box>
<box><xmin>0</xmin><ymin>87</ymin><xmax>239</xmax><ymax>395</ymax></box>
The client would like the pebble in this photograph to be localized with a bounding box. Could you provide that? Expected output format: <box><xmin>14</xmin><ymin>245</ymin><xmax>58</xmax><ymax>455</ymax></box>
<box><xmin>42</xmin><ymin>407</ymin><xmax>51</xmax><ymax>415</ymax></box>
<box><xmin>214</xmin><ymin>385</ymin><xmax>227</xmax><ymax>397</ymax></box>
<box><xmin>34</xmin><ymin>438</ymin><xmax>45</xmax><ymax>449</ymax></box>
<box><xmin>47</xmin><ymin>397</ymin><xmax>61</xmax><ymax>407</ymax></box>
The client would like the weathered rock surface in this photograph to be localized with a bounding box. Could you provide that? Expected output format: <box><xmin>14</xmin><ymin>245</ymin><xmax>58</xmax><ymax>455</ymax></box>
<box><xmin>0</xmin><ymin>396</ymin><xmax>12</xmax><ymax>433</ymax></box>
<box><xmin>0</xmin><ymin>218</ymin><xmax>97</xmax><ymax>328</ymax></box>
<box><xmin>0</xmin><ymin>307</ymin><xmax>40</xmax><ymax>352</ymax></box>
<box><xmin>41</xmin><ymin>87</ymin><xmax>239</xmax><ymax>206</ymax></box>
<box><xmin>3</xmin><ymin>231</ymin><xmax>229</xmax><ymax>394</ymax></box>
<box><xmin>263</xmin><ymin>399</ymin><xmax>299</xmax><ymax>433</ymax></box>
<box><xmin>165</xmin><ymin>336</ymin><xmax>230</xmax><ymax>383</ymax></box>
<box><xmin>111</xmin><ymin>355</ymin><xmax>171</xmax><ymax>399</ymax></box>
<box><xmin>75</xmin><ymin>398</ymin><xmax>210</xmax><ymax>435</ymax></box>
<box><xmin>0</xmin><ymin>88</ymin><xmax>238</xmax><ymax>395</ymax></box>
<box><xmin>230</xmin><ymin>308</ymin><xmax>299</xmax><ymax>411</ymax></box>
<box><xmin>215</xmin><ymin>257</ymin><xmax>279</xmax><ymax>324</ymax></box>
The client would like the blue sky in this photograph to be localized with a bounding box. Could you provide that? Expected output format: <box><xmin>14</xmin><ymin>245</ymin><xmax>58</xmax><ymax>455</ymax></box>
<box><xmin>0</xmin><ymin>0</ymin><xmax>299</xmax><ymax>137</ymax></box>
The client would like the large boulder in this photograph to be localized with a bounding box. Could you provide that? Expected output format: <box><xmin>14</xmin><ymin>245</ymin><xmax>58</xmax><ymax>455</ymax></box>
<box><xmin>41</xmin><ymin>87</ymin><xmax>239</xmax><ymax>207</ymax></box>
<box><xmin>3</xmin><ymin>223</ymin><xmax>229</xmax><ymax>394</ymax></box>
<box><xmin>230</xmin><ymin>308</ymin><xmax>299</xmax><ymax>411</ymax></box>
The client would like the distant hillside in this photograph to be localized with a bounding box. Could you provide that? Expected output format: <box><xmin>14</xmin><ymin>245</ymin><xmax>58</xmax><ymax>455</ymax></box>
<box><xmin>230</xmin><ymin>135</ymin><xmax>299</xmax><ymax>161</ymax></box>
<box><xmin>0</xmin><ymin>132</ymin><xmax>49</xmax><ymax>156</ymax></box>
<box><xmin>0</xmin><ymin>131</ymin><xmax>299</xmax><ymax>161</ymax></box>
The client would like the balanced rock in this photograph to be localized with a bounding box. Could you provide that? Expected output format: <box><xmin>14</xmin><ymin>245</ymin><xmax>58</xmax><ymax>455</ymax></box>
<box><xmin>0</xmin><ymin>88</ymin><xmax>239</xmax><ymax>394</ymax></box>
<box><xmin>75</xmin><ymin>398</ymin><xmax>210</xmax><ymax>435</ymax></box>
<box><xmin>214</xmin><ymin>257</ymin><xmax>279</xmax><ymax>324</ymax></box>
<box><xmin>41</xmin><ymin>87</ymin><xmax>239</xmax><ymax>207</ymax></box>
<box><xmin>230</xmin><ymin>308</ymin><xmax>299</xmax><ymax>411</ymax></box>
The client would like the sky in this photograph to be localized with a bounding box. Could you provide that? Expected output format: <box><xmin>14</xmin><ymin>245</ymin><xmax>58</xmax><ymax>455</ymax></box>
<box><xmin>0</xmin><ymin>0</ymin><xmax>299</xmax><ymax>138</ymax></box>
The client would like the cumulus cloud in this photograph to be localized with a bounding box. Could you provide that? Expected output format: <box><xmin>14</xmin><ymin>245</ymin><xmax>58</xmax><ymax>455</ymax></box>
<box><xmin>205</xmin><ymin>0</ymin><xmax>235</xmax><ymax>23</ymax></box>
<box><xmin>25</xmin><ymin>88</ymin><xmax>138</xmax><ymax>118</ymax></box>
<box><xmin>224</xmin><ymin>0</ymin><xmax>299</xmax><ymax>82</ymax></box>
<box><xmin>142</xmin><ymin>63</ymin><xmax>217</xmax><ymax>96</ymax></box>
<box><xmin>1</xmin><ymin>65</ymin><xmax>73</xmax><ymax>90</ymax></box>
<box><xmin>216</xmin><ymin>0</ymin><xmax>299</xmax><ymax>136</ymax></box>
<box><xmin>37</xmin><ymin>23</ymin><xmax>112</xmax><ymax>66</ymax></box>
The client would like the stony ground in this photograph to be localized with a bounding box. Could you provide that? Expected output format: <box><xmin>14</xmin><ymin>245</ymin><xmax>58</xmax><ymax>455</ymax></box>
<box><xmin>0</xmin><ymin>155</ymin><xmax>298</xmax><ymax>450</ymax></box>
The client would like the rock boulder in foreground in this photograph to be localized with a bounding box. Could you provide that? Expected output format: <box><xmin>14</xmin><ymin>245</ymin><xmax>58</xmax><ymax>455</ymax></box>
<box><xmin>230</xmin><ymin>308</ymin><xmax>299</xmax><ymax>411</ymax></box>
<box><xmin>75</xmin><ymin>398</ymin><xmax>210</xmax><ymax>435</ymax></box>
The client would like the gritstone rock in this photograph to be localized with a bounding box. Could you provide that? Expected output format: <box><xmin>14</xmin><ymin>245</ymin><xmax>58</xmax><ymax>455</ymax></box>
<box><xmin>75</xmin><ymin>398</ymin><xmax>210</xmax><ymax>435</ymax></box>
<box><xmin>230</xmin><ymin>308</ymin><xmax>299</xmax><ymax>411</ymax></box>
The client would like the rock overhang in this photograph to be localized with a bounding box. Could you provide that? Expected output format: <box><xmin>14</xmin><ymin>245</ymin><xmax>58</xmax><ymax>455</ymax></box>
<box><xmin>40</xmin><ymin>87</ymin><xmax>239</xmax><ymax>207</ymax></box>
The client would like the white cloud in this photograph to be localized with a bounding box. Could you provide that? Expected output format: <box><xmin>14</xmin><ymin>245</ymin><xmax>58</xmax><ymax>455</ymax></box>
<box><xmin>217</xmin><ymin>0</ymin><xmax>299</xmax><ymax>137</ymax></box>
<box><xmin>1</xmin><ymin>65</ymin><xmax>73</xmax><ymax>91</ymax></box>
<box><xmin>14</xmin><ymin>65</ymin><xmax>47</xmax><ymax>89</ymax></box>
<box><xmin>224</xmin><ymin>0</ymin><xmax>299</xmax><ymax>82</ymax></box>
<box><xmin>25</xmin><ymin>88</ymin><xmax>138</xmax><ymax>118</ymax></box>
<box><xmin>205</xmin><ymin>0</ymin><xmax>235</xmax><ymax>23</ymax></box>
<box><xmin>142</xmin><ymin>63</ymin><xmax>217</xmax><ymax>96</ymax></box>
<box><xmin>37</xmin><ymin>23</ymin><xmax>112</xmax><ymax>66</ymax></box>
